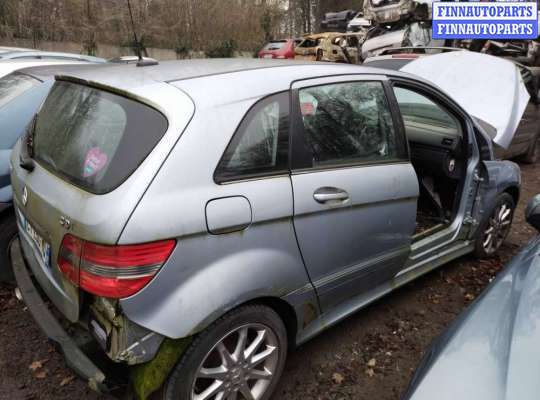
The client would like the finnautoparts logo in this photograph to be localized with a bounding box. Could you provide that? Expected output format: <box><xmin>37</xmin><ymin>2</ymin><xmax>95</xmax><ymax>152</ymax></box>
<box><xmin>433</xmin><ymin>1</ymin><xmax>538</xmax><ymax>39</ymax></box>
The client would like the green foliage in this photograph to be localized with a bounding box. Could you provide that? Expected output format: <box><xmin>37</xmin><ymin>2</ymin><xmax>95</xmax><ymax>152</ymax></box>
<box><xmin>205</xmin><ymin>39</ymin><xmax>237</xmax><ymax>58</ymax></box>
<box><xmin>175</xmin><ymin>37</ymin><xmax>192</xmax><ymax>58</ymax></box>
<box><xmin>130</xmin><ymin>337</ymin><xmax>192</xmax><ymax>400</ymax></box>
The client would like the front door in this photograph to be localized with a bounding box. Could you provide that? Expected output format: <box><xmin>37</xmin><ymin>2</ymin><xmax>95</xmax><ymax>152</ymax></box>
<box><xmin>290</xmin><ymin>76</ymin><xmax>419</xmax><ymax>311</ymax></box>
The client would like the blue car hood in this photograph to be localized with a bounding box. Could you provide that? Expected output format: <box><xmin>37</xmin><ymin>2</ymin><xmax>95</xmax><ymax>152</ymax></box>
<box><xmin>405</xmin><ymin>236</ymin><xmax>540</xmax><ymax>400</ymax></box>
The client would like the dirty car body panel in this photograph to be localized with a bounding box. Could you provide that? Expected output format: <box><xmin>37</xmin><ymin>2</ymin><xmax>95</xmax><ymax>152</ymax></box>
<box><xmin>8</xmin><ymin>58</ymin><xmax>525</xmax><ymax>391</ymax></box>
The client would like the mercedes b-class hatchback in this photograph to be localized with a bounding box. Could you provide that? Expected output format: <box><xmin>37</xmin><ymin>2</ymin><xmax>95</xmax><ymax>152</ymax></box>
<box><xmin>10</xmin><ymin>55</ymin><xmax>525</xmax><ymax>399</ymax></box>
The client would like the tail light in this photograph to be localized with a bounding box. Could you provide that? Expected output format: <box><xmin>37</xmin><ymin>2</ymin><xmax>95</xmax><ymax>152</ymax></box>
<box><xmin>58</xmin><ymin>234</ymin><xmax>175</xmax><ymax>299</ymax></box>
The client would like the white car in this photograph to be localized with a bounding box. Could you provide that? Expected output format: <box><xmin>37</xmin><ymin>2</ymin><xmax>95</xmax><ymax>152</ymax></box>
<box><xmin>0</xmin><ymin>59</ymin><xmax>91</xmax><ymax>80</ymax></box>
<box><xmin>0</xmin><ymin>46</ymin><xmax>34</xmax><ymax>55</ymax></box>
<box><xmin>347</xmin><ymin>12</ymin><xmax>372</xmax><ymax>32</ymax></box>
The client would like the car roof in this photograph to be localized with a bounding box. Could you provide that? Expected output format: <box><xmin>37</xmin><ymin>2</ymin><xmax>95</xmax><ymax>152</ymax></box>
<box><xmin>54</xmin><ymin>59</ymin><xmax>435</xmax><ymax>113</ymax></box>
<box><xmin>0</xmin><ymin>51</ymin><xmax>106</xmax><ymax>63</ymax></box>
<box><xmin>54</xmin><ymin>58</ymin><xmax>417</xmax><ymax>93</ymax></box>
<box><xmin>0</xmin><ymin>46</ymin><xmax>34</xmax><ymax>53</ymax></box>
<box><xmin>0</xmin><ymin>59</ymin><xmax>94</xmax><ymax>79</ymax></box>
<box><xmin>363</xmin><ymin>57</ymin><xmax>415</xmax><ymax>71</ymax></box>
<box><xmin>301</xmin><ymin>32</ymin><xmax>343</xmax><ymax>40</ymax></box>
<box><xmin>13</xmin><ymin>63</ymin><xmax>102</xmax><ymax>81</ymax></box>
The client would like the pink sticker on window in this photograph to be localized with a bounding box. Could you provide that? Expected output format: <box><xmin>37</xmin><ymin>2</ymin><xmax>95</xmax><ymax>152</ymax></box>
<box><xmin>83</xmin><ymin>147</ymin><xmax>108</xmax><ymax>178</ymax></box>
<box><xmin>301</xmin><ymin>102</ymin><xmax>315</xmax><ymax>116</ymax></box>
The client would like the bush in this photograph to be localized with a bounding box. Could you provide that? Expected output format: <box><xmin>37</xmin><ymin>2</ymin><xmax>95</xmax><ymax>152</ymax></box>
<box><xmin>175</xmin><ymin>37</ymin><xmax>192</xmax><ymax>59</ymax></box>
<box><xmin>205</xmin><ymin>39</ymin><xmax>237</xmax><ymax>58</ymax></box>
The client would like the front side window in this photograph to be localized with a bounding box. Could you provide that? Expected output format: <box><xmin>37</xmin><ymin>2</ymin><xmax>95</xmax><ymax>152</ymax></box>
<box><xmin>297</xmin><ymin>81</ymin><xmax>403</xmax><ymax>168</ymax></box>
<box><xmin>33</xmin><ymin>81</ymin><xmax>168</xmax><ymax>194</ymax></box>
<box><xmin>393</xmin><ymin>86</ymin><xmax>462</xmax><ymax>139</ymax></box>
<box><xmin>215</xmin><ymin>92</ymin><xmax>289</xmax><ymax>183</ymax></box>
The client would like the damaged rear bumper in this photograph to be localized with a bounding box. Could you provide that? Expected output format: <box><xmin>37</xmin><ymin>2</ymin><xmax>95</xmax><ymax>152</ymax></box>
<box><xmin>10</xmin><ymin>239</ymin><xmax>111</xmax><ymax>393</ymax></box>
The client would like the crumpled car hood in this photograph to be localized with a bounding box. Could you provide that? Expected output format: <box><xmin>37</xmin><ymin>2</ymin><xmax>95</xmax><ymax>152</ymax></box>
<box><xmin>405</xmin><ymin>236</ymin><xmax>540</xmax><ymax>400</ymax></box>
<box><xmin>401</xmin><ymin>51</ymin><xmax>529</xmax><ymax>149</ymax></box>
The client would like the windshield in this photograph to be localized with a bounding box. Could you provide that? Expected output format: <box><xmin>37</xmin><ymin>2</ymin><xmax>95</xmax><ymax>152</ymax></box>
<box><xmin>263</xmin><ymin>41</ymin><xmax>287</xmax><ymax>51</ymax></box>
<box><xmin>0</xmin><ymin>73</ymin><xmax>40</xmax><ymax>108</ymax></box>
<box><xmin>33</xmin><ymin>81</ymin><xmax>168</xmax><ymax>194</ymax></box>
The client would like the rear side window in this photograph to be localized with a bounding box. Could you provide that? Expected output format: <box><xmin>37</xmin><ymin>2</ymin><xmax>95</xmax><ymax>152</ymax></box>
<box><xmin>263</xmin><ymin>41</ymin><xmax>286</xmax><ymax>51</ymax></box>
<box><xmin>0</xmin><ymin>73</ymin><xmax>40</xmax><ymax>108</ymax></box>
<box><xmin>215</xmin><ymin>92</ymin><xmax>289</xmax><ymax>183</ymax></box>
<box><xmin>33</xmin><ymin>81</ymin><xmax>168</xmax><ymax>194</ymax></box>
<box><xmin>296</xmin><ymin>81</ymin><xmax>404</xmax><ymax>168</ymax></box>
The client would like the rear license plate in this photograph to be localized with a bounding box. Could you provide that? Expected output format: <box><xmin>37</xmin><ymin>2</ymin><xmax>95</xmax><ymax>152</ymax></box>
<box><xmin>263</xmin><ymin>54</ymin><xmax>273</xmax><ymax>59</ymax></box>
<box><xmin>17</xmin><ymin>210</ymin><xmax>51</xmax><ymax>268</ymax></box>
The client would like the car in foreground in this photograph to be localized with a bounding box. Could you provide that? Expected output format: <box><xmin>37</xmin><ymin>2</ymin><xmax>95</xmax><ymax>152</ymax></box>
<box><xmin>363</xmin><ymin>49</ymin><xmax>540</xmax><ymax>164</ymax></box>
<box><xmin>403</xmin><ymin>194</ymin><xmax>540</xmax><ymax>400</ymax></box>
<box><xmin>257</xmin><ymin>39</ymin><xmax>300</xmax><ymax>59</ymax></box>
<box><xmin>0</xmin><ymin>63</ymin><xmax>99</xmax><ymax>281</ymax></box>
<box><xmin>0</xmin><ymin>46</ymin><xmax>34</xmax><ymax>54</ymax></box>
<box><xmin>108</xmin><ymin>55</ymin><xmax>159</xmax><ymax>64</ymax></box>
<box><xmin>0</xmin><ymin>59</ymin><xmax>92</xmax><ymax>79</ymax></box>
<box><xmin>10</xmin><ymin>56</ymin><xmax>526</xmax><ymax>399</ymax></box>
<box><xmin>0</xmin><ymin>50</ymin><xmax>105</xmax><ymax>63</ymax></box>
<box><xmin>295</xmin><ymin>32</ymin><xmax>366</xmax><ymax>63</ymax></box>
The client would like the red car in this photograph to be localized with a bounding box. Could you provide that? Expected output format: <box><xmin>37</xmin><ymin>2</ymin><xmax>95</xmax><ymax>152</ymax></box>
<box><xmin>258</xmin><ymin>39</ymin><xmax>300</xmax><ymax>59</ymax></box>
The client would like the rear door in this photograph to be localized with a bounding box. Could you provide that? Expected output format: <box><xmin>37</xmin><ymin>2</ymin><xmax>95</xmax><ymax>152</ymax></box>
<box><xmin>290</xmin><ymin>75</ymin><xmax>419</xmax><ymax>312</ymax></box>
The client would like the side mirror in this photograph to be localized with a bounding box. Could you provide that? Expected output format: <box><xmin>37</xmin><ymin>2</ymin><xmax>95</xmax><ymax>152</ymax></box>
<box><xmin>526</xmin><ymin>194</ymin><xmax>540</xmax><ymax>232</ymax></box>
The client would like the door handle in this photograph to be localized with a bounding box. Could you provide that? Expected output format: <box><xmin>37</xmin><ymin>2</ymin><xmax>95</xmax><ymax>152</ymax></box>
<box><xmin>313</xmin><ymin>187</ymin><xmax>350</xmax><ymax>204</ymax></box>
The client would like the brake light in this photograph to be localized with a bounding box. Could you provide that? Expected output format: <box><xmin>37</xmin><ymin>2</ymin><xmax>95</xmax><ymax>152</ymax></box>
<box><xmin>58</xmin><ymin>234</ymin><xmax>175</xmax><ymax>299</ymax></box>
<box><xmin>58</xmin><ymin>235</ymin><xmax>82</xmax><ymax>285</ymax></box>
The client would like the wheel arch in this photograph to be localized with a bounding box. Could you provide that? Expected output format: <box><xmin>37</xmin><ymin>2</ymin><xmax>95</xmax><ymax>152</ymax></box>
<box><xmin>244</xmin><ymin>296</ymin><xmax>299</xmax><ymax>348</ymax></box>
<box><xmin>503</xmin><ymin>185</ymin><xmax>520</xmax><ymax>206</ymax></box>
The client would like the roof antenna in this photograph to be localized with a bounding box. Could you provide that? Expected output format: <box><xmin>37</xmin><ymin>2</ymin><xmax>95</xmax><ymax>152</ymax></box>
<box><xmin>126</xmin><ymin>0</ymin><xmax>158</xmax><ymax>67</ymax></box>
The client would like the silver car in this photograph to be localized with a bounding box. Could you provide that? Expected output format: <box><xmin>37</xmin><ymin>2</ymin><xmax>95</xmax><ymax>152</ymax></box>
<box><xmin>0</xmin><ymin>50</ymin><xmax>106</xmax><ymax>63</ymax></box>
<box><xmin>9</xmin><ymin>57</ymin><xmax>525</xmax><ymax>399</ymax></box>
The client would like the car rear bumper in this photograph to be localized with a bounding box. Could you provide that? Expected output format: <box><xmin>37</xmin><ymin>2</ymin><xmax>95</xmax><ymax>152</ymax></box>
<box><xmin>10</xmin><ymin>239</ymin><xmax>113</xmax><ymax>393</ymax></box>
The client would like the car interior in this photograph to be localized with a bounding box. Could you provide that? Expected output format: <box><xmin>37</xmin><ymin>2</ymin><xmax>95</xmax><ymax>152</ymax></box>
<box><xmin>393</xmin><ymin>86</ymin><xmax>467</xmax><ymax>238</ymax></box>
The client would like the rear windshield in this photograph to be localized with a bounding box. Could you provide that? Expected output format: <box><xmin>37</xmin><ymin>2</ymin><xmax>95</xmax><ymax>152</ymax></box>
<box><xmin>0</xmin><ymin>73</ymin><xmax>40</xmax><ymax>108</ymax></box>
<box><xmin>263</xmin><ymin>41</ymin><xmax>286</xmax><ymax>51</ymax></box>
<box><xmin>33</xmin><ymin>81</ymin><xmax>168</xmax><ymax>194</ymax></box>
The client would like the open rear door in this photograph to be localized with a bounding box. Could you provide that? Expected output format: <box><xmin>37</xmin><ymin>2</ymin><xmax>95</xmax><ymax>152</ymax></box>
<box><xmin>401</xmin><ymin>51</ymin><xmax>529</xmax><ymax>149</ymax></box>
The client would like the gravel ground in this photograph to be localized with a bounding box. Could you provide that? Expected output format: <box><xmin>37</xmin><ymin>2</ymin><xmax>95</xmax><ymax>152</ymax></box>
<box><xmin>1</xmin><ymin>161</ymin><xmax>539</xmax><ymax>400</ymax></box>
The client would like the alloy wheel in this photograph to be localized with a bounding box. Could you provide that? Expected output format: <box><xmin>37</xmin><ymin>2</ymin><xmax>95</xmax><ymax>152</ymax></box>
<box><xmin>191</xmin><ymin>323</ymin><xmax>280</xmax><ymax>400</ymax></box>
<box><xmin>482</xmin><ymin>202</ymin><xmax>513</xmax><ymax>255</ymax></box>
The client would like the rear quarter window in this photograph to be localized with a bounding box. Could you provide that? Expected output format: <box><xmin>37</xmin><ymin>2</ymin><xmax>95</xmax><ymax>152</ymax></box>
<box><xmin>33</xmin><ymin>81</ymin><xmax>168</xmax><ymax>194</ymax></box>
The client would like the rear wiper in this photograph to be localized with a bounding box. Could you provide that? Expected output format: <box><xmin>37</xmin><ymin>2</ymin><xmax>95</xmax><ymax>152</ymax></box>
<box><xmin>19</xmin><ymin>156</ymin><xmax>35</xmax><ymax>172</ymax></box>
<box><xmin>20</xmin><ymin>114</ymin><xmax>37</xmax><ymax>172</ymax></box>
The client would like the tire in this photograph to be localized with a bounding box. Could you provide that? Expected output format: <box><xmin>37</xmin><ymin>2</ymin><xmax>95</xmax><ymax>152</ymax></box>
<box><xmin>0</xmin><ymin>212</ymin><xmax>17</xmax><ymax>283</ymax></box>
<box><xmin>474</xmin><ymin>193</ymin><xmax>515</xmax><ymax>258</ymax></box>
<box><xmin>158</xmin><ymin>305</ymin><xmax>288</xmax><ymax>400</ymax></box>
<box><xmin>316</xmin><ymin>49</ymin><xmax>324</xmax><ymax>61</ymax></box>
<box><xmin>519</xmin><ymin>136</ymin><xmax>539</xmax><ymax>164</ymax></box>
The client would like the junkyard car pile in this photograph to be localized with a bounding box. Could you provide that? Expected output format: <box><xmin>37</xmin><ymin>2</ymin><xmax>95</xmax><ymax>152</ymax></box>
<box><xmin>257</xmin><ymin>0</ymin><xmax>540</xmax><ymax>66</ymax></box>
<box><xmin>1</xmin><ymin>34</ymin><xmax>539</xmax><ymax>400</ymax></box>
